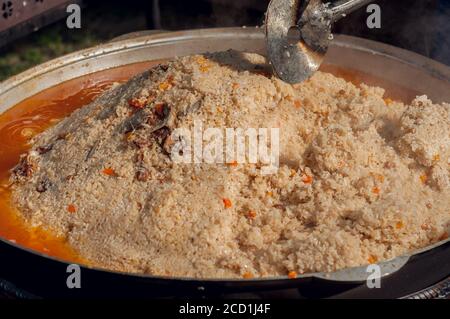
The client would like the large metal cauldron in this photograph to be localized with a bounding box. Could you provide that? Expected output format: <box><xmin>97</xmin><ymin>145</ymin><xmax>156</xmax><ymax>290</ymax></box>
<box><xmin>0</xmin><ymin>28</ymin><xmax>449</xmax><ymax>298</ymax></box>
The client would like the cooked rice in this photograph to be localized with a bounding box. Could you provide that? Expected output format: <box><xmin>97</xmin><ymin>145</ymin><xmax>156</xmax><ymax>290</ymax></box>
<box><xmin>11</xmin><ymin>51</ymin><xmax>450</xmax><ymax>278</ymax></box>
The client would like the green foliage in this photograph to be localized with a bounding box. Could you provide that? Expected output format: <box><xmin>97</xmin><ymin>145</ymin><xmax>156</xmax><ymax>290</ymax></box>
<box><xmin>0</xmin><ymin>25</ymin><xmax>100</xmax><ymax>81</ymax></box>
<box><xmin>0</xmin><ymin>2</ymin><xmax>147</xmax><ymax>82</ymax></box>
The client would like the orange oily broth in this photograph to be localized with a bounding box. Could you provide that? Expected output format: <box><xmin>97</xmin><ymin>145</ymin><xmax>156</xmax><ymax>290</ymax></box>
<box><xmin>0</xmin><ymin>61</ymin><xmax>156</xmax><ymax>262</ymax></box>
<box><xmin>0</xmin><ymin>61</ymin><xmax>415</xmax><ymax>264</ymax></box>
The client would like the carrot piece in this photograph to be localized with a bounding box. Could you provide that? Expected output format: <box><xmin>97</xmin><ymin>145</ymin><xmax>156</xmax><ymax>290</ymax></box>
<box><xmin>301</xmin><ymin>174</ymin><xmax>313</xmax><ymax>184</ymax></box>
<box><xmin>368</xmin><ymin>255</ymin><xmax>378</xmax><ymax>264</ymax></box>
<box><xmin>372</xmin><ymin>186</ymin><xmax>380</xmax><ymax>195</ymax></box>
<box><xmin>288</xmin><ymin>271</ymin><xmax>297</xmax><ymax>279</ymax></box>
<box><xmin>384</xmin><ymin>98</ymin><xmax>393</xmax><ymax>105</ymax></box>
<box><xmin>158</xmin><ymin>81</ymin><xmax>171</xmax><ymax>91</ymax></box>
<box><xmin>102</xmin><ymin>167</ymin><xmax>117</xmax><ymax>176</ymax></box>
<box><xmin>222</xmin><ymin>198</ymin><xmax>232</xmax><ymax>209</ymax></box>
<box><xmin>67</xmin><ymin>204</ymin><xmax>76</xmax><ymax>213</ymax></box>
<box><xmin>395</xmin><ymin>221</ymin><xmax>404</xmax><ymax>229</ymax></box>
<box><xmin>226</xmin><ymin>161</ymin><xmax>238</xmax><ymax>167</ymax></box>
<box><xmin>242</xmin><ymin>272</ymin><xmax>253</xmax><ymax>279</ymax></box>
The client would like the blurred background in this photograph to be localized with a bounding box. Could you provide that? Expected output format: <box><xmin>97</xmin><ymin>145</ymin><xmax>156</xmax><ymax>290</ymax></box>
<box><xmin>0</xmin><ymin>0</ymin><xmax>449</xmax><ymax>81</ymax></box>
